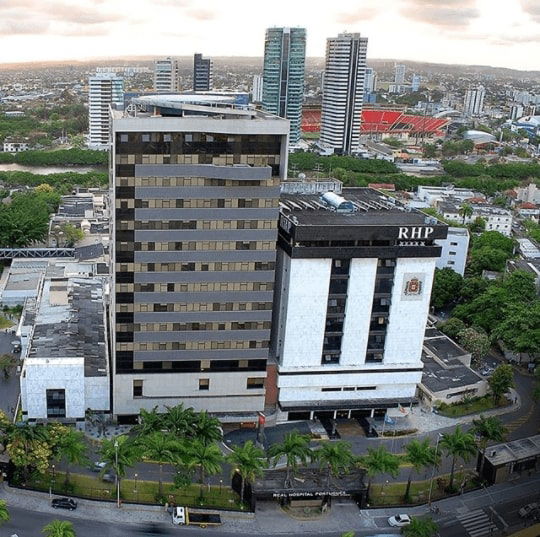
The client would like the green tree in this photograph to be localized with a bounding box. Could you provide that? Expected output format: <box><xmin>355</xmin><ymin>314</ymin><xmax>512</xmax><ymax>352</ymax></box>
<box><xmin>0</xmin><ymin>500</ymin><xmax>9</xmax><ymax>526</ymax></box>
<box><xmin>183</xmin><ymin>439</ymin><xmax>223</xmax><ymax>500</ymax></box>
<box><xmin>268</xmin><ymin>431</ymin><xmax>313</xmax><ymax>489</ymax></box>
<box><xmin>132</xmin><ymin>406</ymin><xmax>165</xmax><ymax>438</ymax></box>
<box><xmin>402</xmin><ymin>516</ymin><xmax>438</xmax><ymax>537</ymax></box>
<box><xmin>99</xmin><ymin>435</ymin><xmax>141</xmax><ymax>496</ymax></box>
<box><xmin>472</xmin><ymin>415</ymin><xmax>506</xmax><ymax>477</ymax></box>
<box><xmin>140</xmin><ymin>432</ymin><xmax>181</xmax><ymax>497</ymax></box>
<box><xmin>163</xmin><ymin>404</ymin><xmax>197</xmax><ymax>437</ymax></box>
<box><xmin>468</xmin><ymin>247</ymin><xmax>509</xmax><ymax>274</ymax></box>
<box><xmin>422</xmin><ymin>144</ymin><xmax>437</xmax><ymax>158</ymax></box>
<box><xmin>0</xmin><ymin>354</ymin><xmax>17</xmax><ymax>379</ymax></box>
<box><xmin>314</xmin><ymin>440</ymin><xmax>356</xmax><ymax>487</ymax></box>
<box><xmin>430</xmin><ymin>268</ymin><xmax>463</xmax><ymax>309</ymax></box>
<box><xmin>458</xmin><ymin>203</ymin><xmax>473</xmax><ymax>224</ymax></box>
<box><xmin>473</xmin><ymin>231</ymin><xmax>514</xmax><ymax>256</ymax></box>
<box><xmin>192</xmin><ymin>411</ymin><xmax>222</xmax><ymax>446</ymax></box>
<box><xmin>35</xmin><ymin>183</ymin><xmax>55</xmax><ymax>193</ymax></box>
<box><xmin>60</xmin><ymin>224</ymin><xmax>84</xmax><ymax>246</ymax></box>
<box><xmin>440</xmin><ymin>426</ymin><xmax>477</xmax><ymax>491</ymax></box>
<box><xmin>488</xmin><ymin>364</ymin><xmax>515</xmax><ymax>404</ymax></box>
<box><xmin>469</xmin><ymin>217</ymin><xmax>486</xmax><ymax>233</ymax></box>
<box><xmin>227</xmin><ymin>440</ymin><xmax>267</xmax><ymax>506</ymax></box>
<box><xmin>358</xmin><ymin>446</ymin><xmax>400</xmax><ymax>498</ymax></box>
<box><xmin>457</xmin><ymin>327</ymin><xmax>490</xmax><ymax>363</ymax></box>
<box><xmin>54</xmin><ymin>428</ymin><xmax>88</xmax><ymax>486</ymax></box>
<box><xmin>492</xmin><ymin>301</ymin><xmax>540</xmax><ymax>354</ymax></box>
<box><xmin>404</xmin><ymin>439</ymin><xmax>439</xmax><ymax>501</ymax></box>
<box><xmin>6</xmin><ymin>423</ymin><xmax>52</xmax><ymax>477</ymax></box>
<box><xmin>438</xmin><ymin>318</ymin><xmax>466</xmax><ymax>340</ymax></box>
<box><xmin>42</xmin><ymin>519</ymin><xmax>76</xmax><ymax>537</ymax></box>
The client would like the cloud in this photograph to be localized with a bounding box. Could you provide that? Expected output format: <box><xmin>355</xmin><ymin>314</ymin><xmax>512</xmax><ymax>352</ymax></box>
<box><xmin>186</xmin><ymin>8</ymin><xmax>215</xmax><ymax>20</ymax></box>
<box><xmin>0</xmin><ymin>19</ymin><xmax>50</xmax><ymax>36</ymax></box>
<box><xmin>401</xmin><ymin>0</ymin><xmax>480</xmax><ymax>28</ymax></box>
<box><xmin>336</xmin><ymin>7</ymin><xmax>379</xmax><ymax>24</ymax></box>
<box><xmin>521</xmin><ymin>0</ymin><xmax>540</xmax><ymax>23</ymax></box>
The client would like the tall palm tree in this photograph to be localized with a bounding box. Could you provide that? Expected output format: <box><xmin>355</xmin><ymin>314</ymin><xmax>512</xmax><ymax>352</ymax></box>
<box><xmin>0</xmin><ymin>500</ymin><xmax>9</xmax><ymax>526</ymax></box>
<box><xmin>184</xmin><ymin>439</ymin><xmax>223</xmax><ymax>500</ymax></box>
<box><xmin>192</xmin><ymin>411</ymin><xmax>222</xmax><ymax>446</ymax></box>
<box><xmin>267</xmin><ymin>431</ymin><xmax>313</xmax><ymax>489</ymax></box>
<box><xmin>358</xmin><ymin>446</ymin><xmax>400</xmax><ymax>499</ymax></box>
<box><xmin>440</xmin><ymin>426</ymin><xmax>477</xmax><ymax>491</ymax></box>
<box><xmin>404</xmin><ymin>438</ymin><xmax>439</xmax><ymax>501</ymax></box>
<box><xmin>227</xmin><ymin>440</ymin><xmax>267</xmax><ymax>506</ymax></box>
<box><xmin>314</xmin><ymin>441</ymin><xmax>356</xmax><ymax>487</ymax></box>
<box><xmin>132</xmin><ymin>406</ymin><xmax>164</xmax><ymax>438</ymax></box>
<box><xmin>459</xmin><ymin>203</ymin><xmax>473</xmax><ymax>224</ymax></box>
<box><xmin>140</xmin><ymin>432</ymin><xmax>182</xmax><ymax>497</ymax></box>
<box><xmin>100</xmin><ymin>435</ymin><xmax>141</xmax><ymax>497</ymax></box>
<box><xmin>471</xmin><ymin>415</ymin><xmax>506</xmax><ymax>478</ymax></box>
<box><xmin>41</xmin><ymin>519</ymin><xmax>76</xmax><ymax>537</ymax></box>
<box><xmin>402</xmin><ymin>516</ymin><xmax>438</xmax><ymax>537</ymax></box>
<box><xmin>54</xmin><ymin>428</ymin><xmax>88</xmax><ymax>486</ymax></box>
<box><xmin>164</xmin><ymin>404</ymin><xmax>197</xmax><ymax>437</ymax></box>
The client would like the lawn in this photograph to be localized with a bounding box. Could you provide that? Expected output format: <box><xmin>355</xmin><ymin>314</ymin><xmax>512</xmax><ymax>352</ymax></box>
<box><xmin>22</xmin><ymin>470</ymin><xmax>243</xmax><ymax>510</ymax></box>
<box><xmin>0</xmin><ymin>316</ymin><xmax>13</xmax><ymax>329</ymax></box>
<box><xmin>437</xmin><ymin>395</ymin><xmax>510</xmax><ymax>417</ymax></box>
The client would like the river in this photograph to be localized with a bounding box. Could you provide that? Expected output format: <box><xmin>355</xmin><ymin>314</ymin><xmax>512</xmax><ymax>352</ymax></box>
<box><xmin>0</xmin><ymin>163</ymin><xmax>106</xmax><ymax>174</ymax></box>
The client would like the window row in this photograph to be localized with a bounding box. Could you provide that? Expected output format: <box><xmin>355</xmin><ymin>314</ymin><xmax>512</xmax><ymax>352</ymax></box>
<box><xmin>117</xmin><ymin>176</ymin><xmax>277</xmax><ymax>187</ymax></box>
<box><xmin>116</xmin><ymin>321</ymin><xmax>272</xmax><ymax>332</ymax></box>
<box><xmin>117</xmin><ymin>282</ymin><xmax>274</xmax><ymax>293</ymax></box>
<box><xmin>116</xmin><ymin>261</ymin><xmax>276</xmax><ymax>272</ymax></box>
<box><xmin>126</xmin><ymin>240</ymin><xmax>275</xmax><ymax>252</ymax></box>
<box><xmin>117</xmin><ymin>340</ymin><xmax>270</xmax><ymax>351</ymax></box>
<box><xmin>321</xmin><ymin>386</ymin><xmax>377</xmax><ymax>392</ymax></box>
<box><xmin>118</xmin><ymin>220</ymin><xmax>277</xmax><ymax>231</ymax></box>
<box><xmin>116</xmin><ymin>153</ymin><xmax>279</xmax><ymax>166</ymax></box>
<box><xmin>132</xmin><ymin>198</ymin><xmax>277</xmax><ymax>209</ymax></box>
<box><xmin>116</xmin><ymin>302</ymin><xmax>273</xmax><ymax>312</ymax></box>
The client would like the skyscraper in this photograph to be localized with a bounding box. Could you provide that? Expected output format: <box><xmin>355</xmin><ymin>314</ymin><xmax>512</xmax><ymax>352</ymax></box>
<box><xmin>154</xmin><ymin>57</ymin><xmax>179</xmax><ymax>93</ymax></box>
<box><xmin>88</xmin><ymin>73</ymin><xmax>123</xmax><ymax>150</ymax></box>
<box><xmin>320</xmin><ymin>32</ymin><xmax>368</xmax><ymax>154</ymax></box>
<box><xmin>262</xmin><ymin>27</ymin><xmax>306</xmax><ymax>145</ymax></box>
<box><xmin>252</xmin><ymin>74</ymin><xmax>264</xmax><ymax>103</ymax></box>
<box><xmin>364</xmin><ymin>68</ymin><xmax>377</xmax><ymax>94</ymax></box>
<box><xmin>193</xmin><ymin>53</ymin><xmax>213</xmax><ymax>92</ymax></box>
<box><xmin>411</xmin><ymin>74</ymin><xmax>421</xmax><ymax>92</ymax></box>
<box><xmin>394</xmin><ymin>64</ymin><xmax>406</xmax><ymax>85</ymax></box>
<box><xmin>110</xmin><ymin>94</ymin><xmax>289</xmax><ymax>423</ymax></box>
<box><xmin>463</xmin><ymin>85</ymin><xmax>486</xmax><ymax>117</ymax></box>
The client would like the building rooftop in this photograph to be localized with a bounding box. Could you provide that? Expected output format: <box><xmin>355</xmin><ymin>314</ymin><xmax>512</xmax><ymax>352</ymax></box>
<box><xmin>484</xmin><ymin>435</ymin><xmax>540</xmax><ymax>466</ymax></box>
<box><xmin>423</xmin><ymin>334</ymin><xmax>470</xmax><ymax>366</ymax></box>
<box><xmin>421</xmin><ymin>351</ymin><xmax>484</xmax><ymax>393</ymax></box>
<box><xmin>27</xmin><ymin>277</ymin><xmax>107</xmax><ymax>377</ymax></box>
<box><xmin>3</xmin><ymin>272</ymin><xmax>42</xmax><ymax>292</ymax></box>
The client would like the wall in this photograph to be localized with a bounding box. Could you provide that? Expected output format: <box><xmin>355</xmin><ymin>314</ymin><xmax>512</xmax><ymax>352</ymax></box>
<box><xmin>436</xmin><ymin>228</ymin><xmax>469</xmax><ymax>276</ymax></box>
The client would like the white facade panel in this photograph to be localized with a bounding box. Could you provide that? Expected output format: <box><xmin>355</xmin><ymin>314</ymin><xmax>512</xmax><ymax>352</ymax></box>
<box><xmin>436</xmin><ymin>227</ymin><xmax>469</xmax><ymax>276</ymax></box>
<box><xmin>340</xmin><ymin>258</ymin><xmax>378</xmax><ymax>366</ymax></box>
<box><xmin>384</xmin><ymin>257</ymin><xmax>437</xmax><ymax>365</ymax></box>
<box><xmin>279</xmin><ymin>258</ymin><xmax>331</xmax><ymax>370</ymax></box>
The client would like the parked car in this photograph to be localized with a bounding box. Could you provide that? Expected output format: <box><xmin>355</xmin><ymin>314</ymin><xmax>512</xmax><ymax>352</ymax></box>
<box><xmin>101</xmin><ymin>473</ymin><xmax>115</xmax><ymax>483</ymax></box>
<box><xmin>51</xmin><ymin>497</ymin><xmax>77</xmax><ymax>510</ymax></box>
<box><xmin>90</xmin><ymin>461</ymin><xmax>107</xmax><ymax>472</ymax></box>
<box><xmin>519</xmin><ymin>502</ymin><xmax>539</xmax><ymax>518</ymax></box>
<box><xmin>388</xmin><ymin>514</ymin><xmax>411</xmax><ymax>527</ymax></box>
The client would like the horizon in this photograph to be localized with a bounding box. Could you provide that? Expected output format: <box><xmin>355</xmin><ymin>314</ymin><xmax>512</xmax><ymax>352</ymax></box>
<box><xmin>0</xmin><ymin>0</ymin><xmax>539</xmax><ymax>71</ymax></box>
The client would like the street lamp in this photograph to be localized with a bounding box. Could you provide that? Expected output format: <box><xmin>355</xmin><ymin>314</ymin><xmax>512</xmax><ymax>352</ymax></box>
<box><xmin>114</xmin><ymin>439</ymin><xmax>120</xmax><ymax>508</ymax></box>
<box><xmin>49</xmin><ymin>464</ymin><xmax>55</xmax><ymax>499</ymax></box>
<box><xmin>428</xmin><ymin>433</ymin><xmax>443</xmax><ymax>506</ymax></box>
<box><xmin>219</xmin><ymin>479</ymin><xmax>223</xmax><ymax>497</ymax></box>
<box><xmin>134</xmin><ymin>473</ymin><xmax>138</xmax><ymax>503</ymax></box>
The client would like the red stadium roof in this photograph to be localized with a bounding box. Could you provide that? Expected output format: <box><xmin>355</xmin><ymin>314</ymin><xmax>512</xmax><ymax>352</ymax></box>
<box><xmin>301</xmin><ymin>108</ymin><xmax>449</xmax><ymax>135</ymax></box>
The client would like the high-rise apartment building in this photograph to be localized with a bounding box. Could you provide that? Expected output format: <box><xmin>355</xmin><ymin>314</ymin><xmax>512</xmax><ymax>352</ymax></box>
<box><xmin>411</xmin><ymin>74</ymin><xmax>421</xmax><ymax>92</ymax></box>
<box><xmin>154</xmin><ymin>57</ymin><xmax>180</xmax><ymax>93</ymax></box>
<box><xmin>262</xmin><ymin>27</ymin><xmax>306</xmax><ymax>145</ymax></box>
<box><xmin>111</xmin><ymin>95</ymin><xmax>289</xmax><ymax>423</ymax></box>
<box><xmin>320</xmin><ymin>33</ymin><xmax>368</xmax><ymax>154</ymax></box>
<box><xmin>193</xmin><ymin>53</ymin><xmax>213</xmax><ymax>92</ymax></box>
<box><xmin>252</xmin><ymin>75</ymin><xmax>264</xmax><ymax>103</ymax></box>
<box><xmin>88</xmin><ymin>73</ymin><xmax>124</xmax><ymax>150</ymax></box>
<box><xmin>364</xmin><ymin>68</ymin><xmax>377</xmax><ymax>94</ymax></box>
<box><xmin>394</xmin><ymin>64</ymin><xmax>406</xmax><ymax>85</ymax></box>
<box><xmin>271</xmin><ymin>184</ymin><xmax>447</xmax><ymax>422</ymax></box>
<box><xmin>463</xmin><ymin>85</ymin><xmax>485</xmax><ymax>117</ymax></box>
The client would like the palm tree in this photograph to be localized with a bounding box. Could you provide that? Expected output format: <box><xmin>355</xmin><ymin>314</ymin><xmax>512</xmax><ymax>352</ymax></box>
<box><xmin>472</xmin><ymin>415</ymin><xmax>506</xmax><ymax>478</ymax></box>
<box><xmin>54</xmin><ymin>428</ymin><xmax>88</xmax><ymax>486</ymax></box>
<box><xmin>42</xmin><ymin>519</ymin><xmax>76</xmax><ymax>537</ymax></box>
<box><xmin>100</xmin><ymin>435</ymin><xmax>141</xmax><ymax>496</ymax></box>
<box><xmin>192</xmin><ymin>411</ymin><xmax>222</xmax><ymax>445</ymax></box>
<box><xmin>132</xmin><ymin>406</ymin><xmax>164</xmax><ymax>437</ymax></box>
<box><xmin>140</xmin><ymin>432</ymin><xmax>181</xmax><ymax>497</ymax></box>
<box><xmin>440</xmin><ymin>426</ymin><xmax>477</xmax><ymax>491</ymax></box>
<box><xmin>402</xmin><ymin>516</ymin><xmax>438</xmax><ymax>537</ymax></box>
<box><xmin>184</xmin><ymin>439</ymin><xmax>223</xmax><ymax>500</ymax></box>
<box><xmin>459</xmin><ymin>203</ymin><xmax>473</xmax><ymax>224</ymax></box>
<box><xmin>267</xmin><ymin>431</ymin><xmax>312</xmax><ymax>489</ymax></box>
<box><xmin>314</xmin><ymin>441</ymin><xmax>356</xmax><ymax>487</ymax></box>
<box><xmin>404</xmin><ymin>438</ymin><xmax>439</xmax><ymax>501</ymax></box>
<box><xmin>164</xmin><ymin>404</ymin><xmax>197</xmax><ymax>437</ymax></box>
<box><xmin>0</xmin><ymin>500</ymin><xmax>9</xmax><ymax>526</ymax></box>
<box><xmin>227</xmin><ymin>440</ymin><xmax>267</xmax><ymax>506</ymax></box>
<box><xmin>358</xmin><ymin>446</ymin><xmax>400</xmax><ymax>499</ymax></box>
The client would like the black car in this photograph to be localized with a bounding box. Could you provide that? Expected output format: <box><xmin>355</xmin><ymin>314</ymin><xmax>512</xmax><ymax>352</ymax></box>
<box><xmin>51</xmin><ymin>497</ymin><xmax>77</xmax><ymax>510</ymax></box>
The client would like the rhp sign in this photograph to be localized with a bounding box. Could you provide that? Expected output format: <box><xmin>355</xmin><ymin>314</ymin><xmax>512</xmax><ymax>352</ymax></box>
<box><xmin>398</xmin><ymin>227</ymin><xmax>434</xmax><ymax>239</ymax></box>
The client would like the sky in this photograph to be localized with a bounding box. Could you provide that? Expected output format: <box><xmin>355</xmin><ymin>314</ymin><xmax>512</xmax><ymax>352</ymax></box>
<box><xmin>0</xmin><ymin>0</ymin><xmax>539</xmax><ymax>70</ymax></box>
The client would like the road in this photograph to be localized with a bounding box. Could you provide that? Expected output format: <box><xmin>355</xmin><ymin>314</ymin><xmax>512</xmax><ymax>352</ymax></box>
<box><xmin>0</xmin><ymin>330</ymin><xmax>21</xmax><ymax>420</ymax></box>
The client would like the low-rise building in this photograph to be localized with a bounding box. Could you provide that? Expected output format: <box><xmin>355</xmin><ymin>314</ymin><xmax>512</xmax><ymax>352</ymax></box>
<box><xmin>417</xmin><ymin>185</ymin><xmax>480</xmax><ymax>206</ymax></box>
<box><xmin>3</xmin><ymin>139</ymin><xmax>29</xmax><ymax>152</ymax></box>
<box><xmin>435</xmin><ymin>227</ymin><xmax>469</xmax><ymax>276</ymax></box>
<box><xmin>516</xmin><ymin>183</ymin><xmax>540</xmax><ymax>205</ymax></box>
<box><xmin>516</xmin><ymin>202</ymin><xmax>540</xmax><ymax>222</ymax></box>
<box><xmin>517</xmin><ymin>238</ymin><xmax>540</xmax><ymax>259</ymax></box>
<box><xmin>439</xmin><ymin>202</ymin><xmax>513</xmax><ymax>236</ymax></box>
<box><xmin>20</xmin><ymin>276</ymin><xmax>110</xmax><ymax>426</ymax></box>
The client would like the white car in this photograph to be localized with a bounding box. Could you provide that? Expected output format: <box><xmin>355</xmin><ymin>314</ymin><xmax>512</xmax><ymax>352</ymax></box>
<box><xmin>388</xmin><ymin>514</ymin><xmax>411</xmax><ymax>527</ymax></box>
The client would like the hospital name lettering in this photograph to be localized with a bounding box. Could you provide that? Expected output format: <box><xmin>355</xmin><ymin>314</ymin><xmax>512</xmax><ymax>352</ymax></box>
<box><xmin>398</xmin><ymin>227</ymin><xmax>434</xmax><ymax>239</ymax></box>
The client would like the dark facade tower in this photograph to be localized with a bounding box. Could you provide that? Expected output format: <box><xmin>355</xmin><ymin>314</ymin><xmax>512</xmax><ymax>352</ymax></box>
<box><xmin>193</xmin><ymin>53</ymin><xmax>213</xmax><ymax>92</ymax></box>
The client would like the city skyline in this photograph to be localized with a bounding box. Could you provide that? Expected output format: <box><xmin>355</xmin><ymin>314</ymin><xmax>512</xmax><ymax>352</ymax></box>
<box><xmin>0</xmin><ymin>0</ymin><xmax>539</xmax><ymax>71</ymax></box>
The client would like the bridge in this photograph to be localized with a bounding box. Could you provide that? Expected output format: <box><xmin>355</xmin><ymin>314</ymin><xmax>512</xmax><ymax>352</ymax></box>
<box><xmin>0</xmin><ymin>248</ymin><xmax>75</xmax><ymax>260</ymax></box>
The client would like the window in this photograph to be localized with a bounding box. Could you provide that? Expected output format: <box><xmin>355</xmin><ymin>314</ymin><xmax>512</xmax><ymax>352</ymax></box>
<box><xmin>449</xmin><ymin>251</ymin><xmax>456</xmax><ymax>255</ymax></box>
<box><xmin>46</xmin><ymin>389</ymin><xmax>66</xmax><ymax>418</ymax></box>
<box><xmin>199</xmin><ymin>378</ymin><xmax>210</xmax><ymax>391</ymax></box>
<box><xmin>133</xmin><ymin>380</ymin><xmax>143</xmax><ymax>398</ymax></box>
<box><xmin>321</xmin><ymin>387</ymin><xmax>341</xmax><ymax>392</ymax></box>
<box><xmin>120</xmin><ymin>134</ymin><xmax>128</xmax><ymax>142</ymax></box>
<box><xmin>246</xmin><ymin>377</ymin><xmax>264</xmax><ymax>390</ymax></box>
<box><xmin>450</xmin><ymin>242</ymin><xmax>458</xmax><ymax>246</ymax></box>
<box><xmin>447</xmin><ymin>261</ymin><xmax>455</xmax><ymax>265</ymax></box>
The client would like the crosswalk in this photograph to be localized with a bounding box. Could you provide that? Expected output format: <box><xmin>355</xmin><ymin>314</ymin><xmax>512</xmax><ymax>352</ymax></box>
<box><xmin>456</xmin><ymin>509</ymin><xmax>498</xmax><ymax>537</ymax></box>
